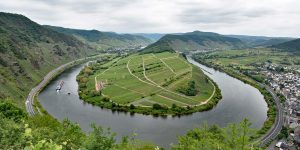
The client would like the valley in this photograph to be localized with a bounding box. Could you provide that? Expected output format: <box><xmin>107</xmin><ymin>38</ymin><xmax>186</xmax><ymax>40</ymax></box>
<box><xmin>0</xmin><ymin>6</ymin><xmax>299</xmax><ymax>149</ymax></box>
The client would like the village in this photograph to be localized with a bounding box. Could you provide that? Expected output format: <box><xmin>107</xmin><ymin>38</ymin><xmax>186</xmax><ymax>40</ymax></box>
<box><xmin>260</xmin><ymin>63</ymin><xmax>300</xmax><ymax>149</ymax></box>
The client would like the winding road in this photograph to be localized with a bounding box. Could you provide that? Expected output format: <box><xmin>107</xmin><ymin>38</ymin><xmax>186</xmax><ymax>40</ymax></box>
<box><xmin>259</xmin><ymin>84</ymin><xmax>284</xmax><ymax>146</ymax></box>
<box><xmin>25</xmin><ymin>61</ymin><xmax>76</xmax><ymax>116</ymax></box>
<box><xmin>25</xmin><ymin>54</ymin><xmax>107</xmax><ymax>116</ymax></box>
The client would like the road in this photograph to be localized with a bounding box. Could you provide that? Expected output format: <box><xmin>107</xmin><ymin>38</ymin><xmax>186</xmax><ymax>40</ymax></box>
<box><xmin>259</xmin><ymin>84</ymin><xmax>284</xmax><ymax>146</ymax></box>
<box><xmin>25</xmin><ymin>61</ymin><xmax>76</xmax><ymax>116</ymax></box>
<box><xmin>25</xmin><ymin>54</ymin><xmax>107</xmax><ymax>116</ymax></box>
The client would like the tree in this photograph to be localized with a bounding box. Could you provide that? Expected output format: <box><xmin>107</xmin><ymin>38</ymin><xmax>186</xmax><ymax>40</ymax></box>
<box><xmin>82</xmin><ymin>124</ymin><xmax>116</xmax><ymax>150</ymax></box>
<box><xmin>153</xmin><ymin>104</ymin><xmax>162</xmax><ymax>110</ymax></box>
<box><xmin>130</xmin><ymin>104</ymin><xmax>135</xmax><ymax>109</ymax></box>
<box><xmin>0</xmin><ymin>101</ymin><xmax>27</xmax><ymax>122</ymax></box>
<box><xmin>239</xmin><ymin>119</ymin><xmax>252</xmax><ymax>150</ymax></box>
<box><xmin>25</xmin><ymin>140</ymin><xmax>62</xmax><ymax>150</ymax></box>
<box><xmin>0</xmin><ymin>115</ymin><xmax>27</xmax><ymax>149</ymax></box>
<box><xmin>172</xmin><ymin>119</ymin><xmax>257</xmax><ymax>150</ymax></box>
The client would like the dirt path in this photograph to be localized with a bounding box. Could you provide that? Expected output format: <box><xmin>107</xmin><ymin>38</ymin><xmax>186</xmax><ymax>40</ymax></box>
<box><xmin>193</xmin><ymin>80</ymin><xmax>216</xmax><ymax>106</ymax></box>
<box><xmin>151</xmin><ymin>53</ymin><xmax>176</xmax><ymax>74</ymax></box>
<box><xmin>141</xmin><ymin>56</ymin><xmax>196</xmax><ymax>101</ymax></box>
<box><xmin>157</xmin><ymin>94</ymin><xmax>189</xmax><ymax>106</ymax></box>
<box><xmin>126</xmin><ymin>59</ymin><xmax>157</xmax><ymax>87</ymax></box>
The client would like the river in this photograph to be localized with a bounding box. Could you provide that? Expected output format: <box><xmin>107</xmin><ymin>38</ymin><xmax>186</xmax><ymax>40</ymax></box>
<box><xmin>38</xmin><ymin>57</ymin><xmax>268</xmax><ymax>148</ymax></box>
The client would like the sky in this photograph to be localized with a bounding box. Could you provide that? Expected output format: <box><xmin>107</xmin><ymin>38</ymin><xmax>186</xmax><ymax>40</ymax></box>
<box><xmin>1</xmin><ymin>0</ymin><xmax>300</xmax><ymax>37</ymax></box>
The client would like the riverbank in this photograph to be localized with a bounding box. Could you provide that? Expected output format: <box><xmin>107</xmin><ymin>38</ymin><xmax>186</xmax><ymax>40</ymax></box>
<box><xmin>191</xmin><ymin>56</ymin><xmax>278</xmax><ymax>143</ymax></box>
<box><xmin>38</xmin><ymin>54</ymin><xmax>267</xmax><ymax>148</ymax></box>
<box><xmin>28</xmin><ymin>54</ymin><xmax>111</xmax><ymax>116</ymax></box>
<box><xmin>76</xmin><ymin>53</ymin><xmax>222</xmax><ymax>116</ymax></box>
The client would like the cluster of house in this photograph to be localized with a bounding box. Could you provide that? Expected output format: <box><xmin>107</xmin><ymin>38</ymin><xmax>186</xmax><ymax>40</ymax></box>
<box><xmin>260</xmin><ymin>63</ymin><xmax>300</xmax><ymax>149</ymax></box>
<box><xmin>95</xmin><ymin>81</ymin><xmax>105</xmax><ymax>92</ymax></box>
<box><xmin>107</xmin><ymin>45</ymin><xmax>146</xmax><ymax>53</ymax></box>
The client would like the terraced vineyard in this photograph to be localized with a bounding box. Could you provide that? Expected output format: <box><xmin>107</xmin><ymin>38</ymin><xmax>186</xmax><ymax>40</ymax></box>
<box><xmin>90</xmin><ymin>52</ymin><xmax>216</xmax><ymax>108</ymax></box>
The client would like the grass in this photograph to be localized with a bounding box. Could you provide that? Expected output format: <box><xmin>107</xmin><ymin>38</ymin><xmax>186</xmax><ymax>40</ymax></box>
<box><xmin>86</xmin><ymin>52</ymin><xmax>216</xmax><ymax>109</ymax></box>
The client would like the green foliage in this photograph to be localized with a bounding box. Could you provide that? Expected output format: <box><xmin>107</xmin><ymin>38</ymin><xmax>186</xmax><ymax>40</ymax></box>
<box><xmin>277</xmin><ymin>126</ymin><xmax>289</xmax><ymax>139</ymax></box>
<box><xmin>193</xmin><ymin>53</ymin><xmax>277</xmax><ymax>138</ymax></box>
<box><xmin>44</xmin><ymin>25</ymin><xmax>152</xmax><ymax>51</ymax></box>
<box><xmin>0</xmin><ymin>100</ymin><xmax>27</xmax><ymax>122</ymax></box>
<box><xmin>130</xmin><ymin>104</ymin><xmax>136</xmax><ymax>109</ymax></box>
<box><xmin>141</xmin><ymin>31</ymin><xmax>246</xmax><ymax>53</ymax></box>
<box><xmin>25</xmin><ymin>140</ymin><xmax>62</xmax><ymax>150</ymax></box>
<box><xmin>177</xmin><ymin>80</ymin><xmax>198</xmax><ymax>96</ymax></box>
<box><xmin>272</xmin><ymin>38</ymin><xmax>300</xmax><ymax>54</ymax></box>
<box><xmin>0</xmin><ymin>12</ymin><xmax>97</xmax><ymax>105</ymax></box>
<box><xmin>83</xmin><ymin>124</ymin><xmax>116</xmax><ymax>150</ymax></box>
<box><xmin>172</xmin><ymin>119</ymin><xmax>259</xmax><ymax>150</ymax></box>
<box><xmin>140</xmin><ymin>39</ymin><xmax>175</xmax><ymax>54</ymax></box>
<box><xmin>0</xmin><ymin>114</ymin><xmax>28</xmax><ymax>149</ymax></box>
<box><xmin>152</xmin><ymin>103</ymin><xmax>164</xmax><ymax>110</ymax></box>
<box><xmin>250</xmin><ymin>75</ymin><xmax>265</xmax><ymax>83</ymax></box>
<box><xmin>277</xmin><ymin>93</ymin><xmax>286</xmax><ymax>103</ymax></box>
<box><xmin>0</xmin><ymin>101</ymin><xmax>156</xmax><ymax>150</ymax></box>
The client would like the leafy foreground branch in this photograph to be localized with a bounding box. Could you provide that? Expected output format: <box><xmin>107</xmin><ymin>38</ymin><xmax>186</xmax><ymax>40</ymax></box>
<box><xmin>173</xmin><ymin>119</ymin><xmax>262</xmax><ymax>150</ymax></box>
<box><xmin>0</xmin><ymin>100</ymin><xmax>155</xmax><ymax>150</ymax></box>
<box><xmin>0</xmin><ymin>100</ymin><xmax>261</xmax><ymax>150</ymax></box>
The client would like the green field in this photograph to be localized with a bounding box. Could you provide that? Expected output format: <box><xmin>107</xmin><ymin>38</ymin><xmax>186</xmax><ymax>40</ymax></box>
<box><xmin>89</xmin><ymin>52</ymin><xmax>215</xmax><ymax>108</ymax></box>
<box><xmin>199</xmin><ymin>48</ymin><xmax>300</xmax><ymax>70</ymax></box>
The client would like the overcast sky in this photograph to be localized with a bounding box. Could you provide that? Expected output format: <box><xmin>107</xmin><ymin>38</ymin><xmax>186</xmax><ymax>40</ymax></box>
<box><xmin>1</xmin><ymin>0</ymin><xmax>300</xmax><ymax>37</ymax></box>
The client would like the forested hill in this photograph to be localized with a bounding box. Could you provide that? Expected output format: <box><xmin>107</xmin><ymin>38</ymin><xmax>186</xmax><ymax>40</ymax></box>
<box><xmin>271</xmin><ymin>38</ymin><xmax>300</xmax><ymax>53</ymax></box>
<box><xmin>133</xmin><ymin>33</ymin><xmax>165</xmax><ymax>42</ymax></box>
<box><xmin>141</xmin><ymin>31</ymin><xmax>246</xmax><ymax>53</ymax></box>
<box><xmin>228</xmin><ymin>35</ymin><xmax>295</xmax><ymax>47</ymax></box>
<box><xmin>0</xmin><ymin>12</ymin><xmax>97</xmax><ymax>105</ymax></box>
<box><xmin>44</xmin><ymin>25</ymin><xmax>152</xmax><ymax>51</ymax></box>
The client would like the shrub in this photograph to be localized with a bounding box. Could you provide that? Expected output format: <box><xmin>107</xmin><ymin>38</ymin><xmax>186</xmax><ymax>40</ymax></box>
<box><xmin>129</xmin><ymin>104</ymin><xmax>135</xmax><ymax>109</ymax></box>
<box><xmin>152</xmin><ymin>103</ymin><xmax>162</xmax><ymax>110</ymax></box>
<box><xmin>102</xmin><ymin>97</ymin><xmax>110</xmax><ymax>102</ymax></box>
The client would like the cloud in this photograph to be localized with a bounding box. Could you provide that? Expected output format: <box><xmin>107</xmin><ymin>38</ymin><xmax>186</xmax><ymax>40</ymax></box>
<box><xmin>0</xmin><ymin>0</ymin><xmax>299</xmax><ymax>37</ymax></box>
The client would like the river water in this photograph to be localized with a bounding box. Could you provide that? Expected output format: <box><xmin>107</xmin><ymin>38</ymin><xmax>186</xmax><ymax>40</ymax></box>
<box><xmin>38</xmin><ymin>57</ymin><xmax>268</xmax><ymax>148</ymax></box>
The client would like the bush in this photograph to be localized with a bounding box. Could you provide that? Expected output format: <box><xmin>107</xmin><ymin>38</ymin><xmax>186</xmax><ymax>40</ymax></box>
<box><xmin>152</xmin><ymin>104</ymin><xmax>162</xmax><ymax>110</ymax></box>
<box><xmin>0</xmin><ymin>101</ymin><xmax>27</xmax><ymax>122</ymax></box>
<box><xmin>102</xmin><ymin>97</ymin><xmax>110</xmax><ymax>102</ymax></box>
<box><xmin>177</xmin><ymin>80</ymin><xmax>198</xmax><ymax>96</ymax></box>
<box><xmin>129</xmin><ymin>104</ymin><xmax>135</xmax><ymax>109</ymax></box>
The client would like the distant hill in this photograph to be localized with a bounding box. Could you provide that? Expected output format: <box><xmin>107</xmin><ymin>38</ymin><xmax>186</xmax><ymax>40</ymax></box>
<box><xmin>0</xmin><ymin>12</ymin><xmax>97</xmax><ymax>104</ymax></box>
<box><xmin>141</xmin><ymin>31</ymin><xmax>246</xmax><ymax>53</ymax></box>
<box><xmin>133</xmin><ymin>33</ymin><xmax>166</xmax><ymax>42</ymax></box>
<box><xmin>44</xmin><ymin>25</ymin><xmax>152</xmax><ymax>51</ymax></box>
<box><xmin>271</xmin><ymin>38</ymin><xmax>300</xmax><ymax>53</ymax></box>
<box><xmin>227</xmin><ymin>35</ymin><xmax>294</xmax><ymax>47</ymax></box>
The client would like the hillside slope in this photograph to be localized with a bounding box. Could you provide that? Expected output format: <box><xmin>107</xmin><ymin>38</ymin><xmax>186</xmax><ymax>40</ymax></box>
<box><xmin>141</xmin><ymin>31</ymin><xmax>246</xmax><ymax>53</ymax></box>
<box><xmin>44</xmin><ymin>25</ymin><xmax>152</xmax><ymax>51</ymax></box>
<box><xmin>271</xmin><ymin>38</ymin><xmax>300</xmax><ymax>53</ymax></box>
<box><xmin>133</xmin><ymin>33</ymin><xmax>165</xmax><ymax>42</ymax></box>
<box><xmin>0</xmin><ymin>12</ymin><xmax>97</xmax><ymax>105</ymax></box>
<box><xmin>228</xmin><ymin>35</ymin><xmax>294</xmax><ymax>47</ymax></box>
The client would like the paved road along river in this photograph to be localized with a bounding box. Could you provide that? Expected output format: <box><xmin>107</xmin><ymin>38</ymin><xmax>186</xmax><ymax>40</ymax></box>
<box><xmin>38</xmin><ymin>57</ymin><xmax>268</xmax><ymax>148</ymax></box>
